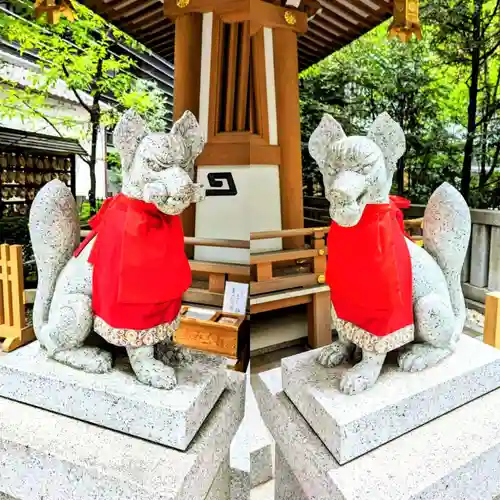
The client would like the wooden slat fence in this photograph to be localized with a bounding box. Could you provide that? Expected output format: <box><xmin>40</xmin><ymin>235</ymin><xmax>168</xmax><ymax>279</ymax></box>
<box><xmin>0</xmin><ymin>244</ymin><xmax>35</xmax><ymax>352</ymax></box>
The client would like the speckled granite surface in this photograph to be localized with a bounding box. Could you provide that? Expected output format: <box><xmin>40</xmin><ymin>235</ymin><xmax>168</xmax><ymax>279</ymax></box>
<box><xmin>282</xmin><ymin>335</ymin><xmax>500</xmax><ymax>464</ymax></box>
<box><xmin>0</xmin><ymin>370</ymin><xmax>245</xmax><ymax>500</ymax></box>
<box><xmin>230</xmin><ymin>372</ymin><xmax>274</xmax><ymax>499</ymax></box>
<box><xmin>0</xmin><ymin>342</ymin><xmax>227</xmax><ymax>450</ymax></box>
<box><xmin>254</xmin><ymin>366</ymin><xmax>500</xmax><ymax>500</ymax></box>
<box><xmin>206</xmin><ymin>455</ymin><xmax>231</xmax><ymax>500</ymax></box>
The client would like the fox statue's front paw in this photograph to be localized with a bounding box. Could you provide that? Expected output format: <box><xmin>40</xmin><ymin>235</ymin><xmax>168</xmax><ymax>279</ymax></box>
<box><xmin>127</xmin><ymin>345</ymin><xmax>177</xmax><ymax>390</ymax></box>
<box><xmin>135</xmin><ymin>359</ymin><xmax>177</xmax><ymax>390</ymax></box>
<box><xmin>317</xmin><ymin>341</ymin><xmax>350</xmax><ymax>367</ymax></box>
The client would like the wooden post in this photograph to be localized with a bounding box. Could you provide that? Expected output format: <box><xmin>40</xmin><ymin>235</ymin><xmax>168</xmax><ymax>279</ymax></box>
<box><xmin>274</xmin><ymin>29</ymin><xmax>305</xmax><ymax>249</ymax></box>
<box><xmin>173</xmin><ymin>12</ymin><xmax>203</xmax><ymax>256</ymax></box>
<box><xmin>307</xmin><ymin>230</ymin><xmax>331</xmax><ymax>348</ymax></box>
<box><xmin>0</xmin><ymin>244</ymin><xmax>35</xmax><ymax>352</ymax></box>
<box><xmin>484</xmin><ymin>291</ymin><xmax>500</xmax><ymax>348</ymax></box>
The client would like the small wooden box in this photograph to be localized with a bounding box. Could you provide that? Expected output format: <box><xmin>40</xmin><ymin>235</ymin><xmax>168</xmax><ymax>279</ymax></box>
<box><xmin>174</xmin><ymin>306</ymin><xmax>246</xmax><ymax>359</ymax></box>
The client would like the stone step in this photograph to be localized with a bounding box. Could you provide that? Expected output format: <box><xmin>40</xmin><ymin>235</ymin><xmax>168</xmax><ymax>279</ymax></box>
<box><xmin>0</xmin><ymin>342</ymin><xmax>226</xmax><ymax>451</ymax></box>
<box><xmin>282</xmin><ymin>335</ymin><xmax>500</xmax><ymax>464</ymax></box>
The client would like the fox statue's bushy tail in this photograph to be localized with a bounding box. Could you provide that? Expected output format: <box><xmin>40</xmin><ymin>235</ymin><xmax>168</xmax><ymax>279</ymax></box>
<box><xmin>422</xmin><ymin>182</ymin><xmax>471</xmax><ymax>344</ymax></box>
<box><xmin>29</xmin><ymin>180</ymin><xmax>80</xmax><ymax>338</ymax></box>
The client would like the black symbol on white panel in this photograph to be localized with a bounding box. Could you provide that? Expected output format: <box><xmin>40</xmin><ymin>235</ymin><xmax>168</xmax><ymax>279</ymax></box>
<box><xmin>206</xmin><ymin>172</ymin><xmax>237</xmax><ymax>197</ymax></box>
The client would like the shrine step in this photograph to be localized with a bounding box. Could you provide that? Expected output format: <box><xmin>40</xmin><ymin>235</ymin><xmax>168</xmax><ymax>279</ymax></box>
<box><xmin>282</xmin><ymin>335</ymin><xmax>500</xmax><ymax>464</ymax></box>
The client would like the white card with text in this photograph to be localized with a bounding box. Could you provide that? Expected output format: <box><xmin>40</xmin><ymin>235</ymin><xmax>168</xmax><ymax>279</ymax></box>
<box><xmin>222</xmin><ymin>281</ymin><xmax>249</xmax><ymax>315</ymax></box>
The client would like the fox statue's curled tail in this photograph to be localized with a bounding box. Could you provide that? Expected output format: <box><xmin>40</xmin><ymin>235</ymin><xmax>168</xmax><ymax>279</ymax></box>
<box><xmin>29</xmin><ymin>179</ymin><xmax>81</xmax><ymax>350</ymax></box>
<box><xmin>422</xmin><ymin>182</ymin><xmax>471</xmax><ymax>346</ymax></box>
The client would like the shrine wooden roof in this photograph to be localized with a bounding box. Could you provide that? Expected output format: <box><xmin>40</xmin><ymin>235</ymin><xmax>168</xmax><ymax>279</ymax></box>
<box><xmin>83</xmin><ymin>0</ymin><xmax>393</xmax><ymax>71</ymax></box>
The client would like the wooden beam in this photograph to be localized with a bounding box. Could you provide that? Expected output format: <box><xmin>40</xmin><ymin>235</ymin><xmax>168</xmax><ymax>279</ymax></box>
<box><xmin>250</xmin><ymin>273</ymin><xmax>319</xmax><ymax>295</ymax></box>
<box><xmin>173</xmin><ymin>12</ymin><xmax>203</xmax><ymax>254</ymax></box>
<box><xmin>165</xmin><ymin>0</ymin><xmax>308</xmax><ymax>33</ymax></box>
<box><xmin>197</xmin><ymin>143</ymin><xmax>281</xmax><ymax>166</ymax></box>
<box><xmin>251</xmin><ymin>226</ymin><xmax>329</xmax><ymax>240</ymax></box>
<box><xmin>251</xmin><ymin>247</ymin><xmax>325</xmax><ymax>265</ymax></box>
<box><xmin>250</xmin><ymin>294</ymin><xmax>311</xmax><ymax>314</ymax></box>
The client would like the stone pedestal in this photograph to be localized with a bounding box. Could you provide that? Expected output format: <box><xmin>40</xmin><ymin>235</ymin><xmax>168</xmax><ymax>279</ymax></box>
<box><xmin>230</xmin><ymin>371</ymin><xmax>274</xmax><ymax>500</ymax></box>
<box><xmin>254</xmin><ymin>338</ymin><xmax>500</xmax><ymax>500</ymax></box>
<box><xmin>0</xmin><ymin>345</ymin><xmax>245</xmax><ymax>500</ymax></box>
<box><xmin>283</xmin><ymin>335</ymin><xmax>500</xmax><ymax>463</ymax></box>
<box><xmin>0</xmin><ymin>342</ymin><xmax>226</xmax><ymax>450</ymax></box>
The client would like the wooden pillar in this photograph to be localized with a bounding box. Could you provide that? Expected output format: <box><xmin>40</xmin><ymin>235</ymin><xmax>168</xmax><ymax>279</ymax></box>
<box><xmin>166</xmin><ymin>0</ymin><xmax>308</xmax><ymax>260</ymax></box>
<box><xmin>484</xmin><ymin>291</ymin><xmax>500</xmax><ymax>349</ymax></box>
<box><xmin>307</xmin><ymin>229</ymin><xmax>331</xmax><ymax>348</ymax></box>
<box><xmin>273</xmin><ymin>29</ymin><xmax>304</xmax><ymax>249</ymax></box>
<box><xmin>173</xmin><ymin>13</ymin><xmax>203</xmax><ymax>252</ymax></box>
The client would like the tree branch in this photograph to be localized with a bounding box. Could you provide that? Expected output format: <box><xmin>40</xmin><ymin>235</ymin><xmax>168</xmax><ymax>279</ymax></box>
<box><xmin>61</xmin><ymin>64</ymin><xmax>92</xmax><ymax>114</ymax></box>
<box><xmin>21</xmin><ymin>101</ymin><xmax>91</xmax><ymax>165</ymax></box>
<box><xmin>483</xmin><ymin>0</ymin><xmax>500</xmax><ymax>33</ymax></box>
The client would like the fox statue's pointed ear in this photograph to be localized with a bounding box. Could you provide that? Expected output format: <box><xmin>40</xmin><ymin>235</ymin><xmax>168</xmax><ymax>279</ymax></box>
<box><xmin>170</xmin><ymin>110</ymin><xmax>205</xmax><ymax>179</ymax></box>
<box><xmin>308</xmin><ymin>114</ymin><xmax>346</xmax><ymax>174</ymax></box>
<box><xmin>367</xmin><ymin>112</ymin><xmax>406</xmax><ymax>171</ymax></box>
<box><xmin>113</xmin><ymin>109</ymin><xmax>148</xmax><ymax>173</ymax></box>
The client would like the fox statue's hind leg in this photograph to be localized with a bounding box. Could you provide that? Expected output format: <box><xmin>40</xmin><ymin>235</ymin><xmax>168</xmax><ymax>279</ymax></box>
<box><xmin>41</xmin><ymin>292</ymin><xmax>112</xmax><ymax>374</ymax></box>
<box><xmin>29</xmin><ymin>180</ymin><xmax>112</xmax><ymax>374</ymax></box>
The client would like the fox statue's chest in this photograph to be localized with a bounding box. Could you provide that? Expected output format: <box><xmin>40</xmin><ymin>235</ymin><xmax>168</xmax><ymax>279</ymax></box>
<box><xmin>326</xmin><ymin>203</ymin><xmax>414</xmax><ymax>354</ymax></box>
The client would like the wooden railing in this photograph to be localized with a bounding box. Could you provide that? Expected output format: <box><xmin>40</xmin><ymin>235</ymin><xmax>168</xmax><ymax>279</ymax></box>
<box><xmin>0</xmin><ymin>244</ymin><xmax>35</xmax><ymax>352</ymax></box>
<box><xmin>250</xmin><ymin>227</ymin><xmax>332</xmax><ymax>348</ymax></box>
<box><xmin>183</xmin><ymin>237</ymin><xmax>250</xmax><ymax>308</ymax></box>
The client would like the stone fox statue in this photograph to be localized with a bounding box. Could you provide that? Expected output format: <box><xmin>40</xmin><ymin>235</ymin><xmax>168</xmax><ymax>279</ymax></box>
<box><xmin>308</xmin><ymin>112</ymin><xmax>471</xmax><ymax>395</ymax></box>
<box><xmin>29</xmin><ymin>109</ymin><xmax>206</xmax><ymax>390</ymax></box>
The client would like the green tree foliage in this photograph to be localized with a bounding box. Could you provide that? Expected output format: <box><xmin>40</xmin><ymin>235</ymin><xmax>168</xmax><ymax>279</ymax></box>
<box><xmin>0</xmin><ymin>0</ymin><xmax>169</xmax><ymax>211</ymax></box>
<box><xmin>300</xmin><ymin>1</ymin><xmax>500</xmax><ymax>208</ymax></box>
<box><xmin>423</xmin><ymin>0</ymin><xmax>500</xmax><ymax>205</ymax></box>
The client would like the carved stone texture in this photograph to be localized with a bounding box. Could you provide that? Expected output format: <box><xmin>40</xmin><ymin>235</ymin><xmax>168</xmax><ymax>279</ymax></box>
<box><xmin>308</xmin><ymin>113</ymin><xmax>471</xmax><ymax>394</ymax></box>
<box><xmin>28</xmin><ymin>110</ymin><xmax>207</xmax><ymax>390</ymax></box>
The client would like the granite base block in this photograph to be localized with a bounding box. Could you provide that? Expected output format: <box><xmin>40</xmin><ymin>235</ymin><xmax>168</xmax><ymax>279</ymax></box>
<box><xmin>0</xmin><ymin>370</ymin><xmax>245</xmax><ymax>500</ymax></box>
<box><xmin>282</xmin><ymin>335</ymin><xmax>500</xmax><ymax>463</ymax></box>
<box><xmin>230</xmin><ymin>467</ymin><xmax>251</xmax><ymax>500</ymax></box>
<box><xmin>254</xmin><ymin>367</ymin><xmax>500</xmax><ymax>500</ymax></box>
<box><xmin>0</xmin><ymin>342</ymin><xmax>227</xmax><ymax>450</ymax></box>
<box><xmin>275</xmin><ymin>447</ymin><xmax>306</xmax><ymax>500</ymax></box>
<box><xmin>206</xmin><ymin>455</ymin><xmax>231</xmax><ymax>500</ymax></box>
<box><xmin>231</xmin><ymin>373</ymin><xmax>274</xmax><ymax>498</ymax></box>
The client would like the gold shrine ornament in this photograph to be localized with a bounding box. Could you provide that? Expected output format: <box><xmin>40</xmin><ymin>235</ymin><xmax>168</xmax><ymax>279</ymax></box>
<box><xmin>284</xmin><ymin>10</ymin><xmax>297</xmax><ymax>26</ymax></box>
<box><xmin>34</xmin><ymin>0</ymin><xmax>77</xmax><ymax>24</ymax></box>
<box><xmin>176</xmin><ymin>0</ymin><xmax>190</xmax><ymax>8</ymax></box>
<box><xmin>388</xmin><ymin>0</ymin><xmax>423</xmax><ymax>43</ymax></box>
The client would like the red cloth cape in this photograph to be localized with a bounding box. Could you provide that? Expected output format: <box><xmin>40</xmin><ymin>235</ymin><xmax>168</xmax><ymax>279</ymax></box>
<box><xmin>326</xmin><ymin>203</ymin><xmax>413</xmax><ymax>337</ymax></box>
<box><xmin>74</xmin><ymin>194</ymin><xmax>191</xmax><ymax>330</ymax></box>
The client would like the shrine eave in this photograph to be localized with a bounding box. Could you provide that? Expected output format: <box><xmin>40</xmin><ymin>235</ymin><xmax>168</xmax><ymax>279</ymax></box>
<box><xmin>82</xmin><ymin>0</ymin><xmax>394</xmax><ymax>71</ymax></box>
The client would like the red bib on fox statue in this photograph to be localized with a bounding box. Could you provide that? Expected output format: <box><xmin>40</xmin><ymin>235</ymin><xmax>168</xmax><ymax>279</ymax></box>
<box><xmin>326</xmin><ymin>199</ymin><xmax>414</xmax><ymax>348</ymax></box>
<box><xmin>75</xmin><ymin>194</ymin><xmax>191</xmax><ymax>334</ymax></box>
